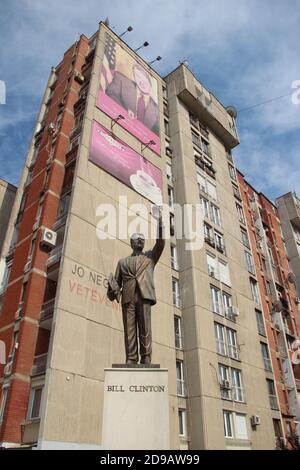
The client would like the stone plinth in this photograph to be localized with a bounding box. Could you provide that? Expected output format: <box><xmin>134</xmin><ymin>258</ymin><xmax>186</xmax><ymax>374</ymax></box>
<box><xmin>102</xmin><ymin>367</ymin><xmax>170</xmax><ymax>450</ymax></box>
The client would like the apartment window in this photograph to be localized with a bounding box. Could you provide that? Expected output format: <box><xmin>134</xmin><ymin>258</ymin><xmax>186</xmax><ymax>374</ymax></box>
<box><xmin>171</xmin><ymin>245</ymin><xmax>178</xmax><ymax>270</ymax></box>
<box><xmin>201</xmin><ymin>138</ymin><xmax>210</xmax><ymax>156</ymax></box>
<box><xmin>215</xmin><ymin>231</ymin><xmax>225</xmax><ymax>254</ymax></box>
<box><xmin>197</xmin><ymin>172</ymin><xmax>206</xmax><ymax>193</ymax></box>
<box><xmin>1</xmin><ymin>262</ymin><xmax>12</xmax><ymax>289</ymax></box>
<box><xmin>200</xmin><ymin>196</ymin><xmax>210</xmax><ymax>219</ymax></box>
<box><xmin>197</xmin><ymin>172</ymin><xmax>217</xmax><ymax>200</ymax></box>
<box><xmin>168</xmin><ymin>186</ymin><xmax>174</xmax><ymax>208</ymax></box>
<box><xmin>204</xmin><ymin>223</ymin><xmax>214</xmax><ymax>245</ymax></box>
<box><xmin>0</xmin><ymin>387</ymin><xmax>9</xmax><ymax>423</ymax></box>
<box><xmin>235</xmin><ymin>413</ymin><xmax>248</xmax><ymax>439</ymax></box>
<box><xmin>178</xmin><ymin>409</ymin><xmax>187</xmax><ymax>437</ymax></box>
<box><xmin>256</xmin><ymin>310</ymin><xmax>266</xmax><ymax>336</ymax></box>
<box><xmin>164</xmin><ymin>119</ymin><xmax>170</xmax><ymax>137</ymax></box>
<box><xmin>163</xmin><ymin>102</ymin><xmax>169</xmax><ymax>117</ymax></box>
<box><xmin>206</xmin><ymin>180</ymin><xmax>217</xmax><ymax>200</ymax></box>
<box><xmin>265</xmin><ymin>280</ymin><xmax>272</xmax><ymax>296</ymax></box>
<box><xmin>228</xmin><ymin>164</ymin><xmax>237</xmax><ymax>181</ymax></box>
<box><xmin>267</xmin><ymin>379</ymin><xmax>278</xmax><ymax>410</ymax></box>
<box><xmin>223</xmin><ymin>411</ymin><xmax>233</xmax><ymax>438</ymax></box>
<box><xmin>245</xmin><ymin>251</ymin><xmax>255</xmax><ymax>275</ymax></box>
<box><xmin>232</xmin><ymin>184</ymin><xmax>241</xmax><ymax>199</ymax></box>
<box><xmin>28</xmin><ymin>386</ymin><xmax>43</xmax><ymax>420</ymax></box>
<box><xmin>162</xmin><ymin>86</ymin><xmax>167</xmax><ymax>100</ymax></box>
<box><xmin>191</xmin><ymin>130</ymin><xmax>201</xmax><ymax>148</ymax></box>
<box><xmin>231</xmin><ymin>368</ymin><xmax>244</xmax><ymax>402</ymax></box>
<box><xmin>227</xmin><ymin>329</ymin><xmax>239</xmax><ymax>360</ymax></box>
<box><xmin>223</xmin><ymin>292</ymin><xmax>233</xmax><ymax>319</ymax></box>
<box><xmin>211</xmin><ymin>286</ymin><xmax>222</xmax><ymax>314</ymax></box>
<box><xmin>241</xmin><ymin>229</ymin><xmax>250</xmax><ymax>248</ymax></box>
<box><xmin>219</xmin><ymin>365</ymin><xmax>231</xmax><ymax>400</ymax></box>
<box><xmin>261</xmin><ymin>343</ymin><xmax>272</xmax><ymax>371</ymax></box>
<box><xmin>174</xmin><ymin>316</ymin><xmax>183</xmax><ymax>350</ymax></box>
<box><xmin>166</xmin><ymin>163</ymin><xmax>173</xmax><ymax>182</ymax></box>
<box><xmin>172</xmin><ymin>278</ymin><xmax>180</xmax><ymax>307</ymax></box>
<box><xmin>211</xmin><ymin>204</ymin><xmax>221</xmax><ymax>227</ymax></box>
<box><xmin>207</xmin><ymin>253</ymin><xmax>218</xmax><ymax>278</ymax></box>
<box><xmin>250</xmin><ymin>278</ymin><xmax>260</xmax><ymax>305</ymax></box>
<box><xmin>214</xmin><ymin>323</ymin><xmax>226</xmax><ymax>356</ymax></box>
<box><xmin>219</xmin><ymin>261</ymin><xmax>231</xmax><ymax>286</ymax></box>
<box><xmin>170</xmin><ymin>213</ymin><xmax>175</xmax><ymax>236</ymax></box>
<box><xmin>273</xmin><ymin>419</ymin><xmax>283</xmax><ymax>440</ymax></box>
<box><xmin>176</xmin><ymin>360</ymin><xmax>185</xmax><ymax>396</ymax></box>
<box><xmin>57</xmin><ymin>193</ymin><xmax>71</xmax><ymax>219</ymax></box>
<box><xmin>236</xmin><ymin>203</ymin><xmax>245</xmax><ymax>224</ymax></box>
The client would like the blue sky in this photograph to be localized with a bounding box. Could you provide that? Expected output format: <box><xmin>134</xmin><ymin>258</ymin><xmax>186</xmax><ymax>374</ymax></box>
<box><xmin>0</xmin><ymin>0</ymin><xmax>299</xmax><ymax>200</ymax></box>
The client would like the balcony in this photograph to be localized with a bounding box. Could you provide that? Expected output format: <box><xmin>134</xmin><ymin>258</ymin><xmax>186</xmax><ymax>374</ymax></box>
<box><xmin>31</xmin><ymin>353</ymin><xmax>48</xmax><ymax>377</ymax></box>
<box><xmin>47</xmin><ymin>245</ymin><xmax>63</xmax><ymax>268</ymax></box>
<box><xmin>40</xmin><ymin>299</ymin><xmax>55</xmax><ymax>324</ymax></box>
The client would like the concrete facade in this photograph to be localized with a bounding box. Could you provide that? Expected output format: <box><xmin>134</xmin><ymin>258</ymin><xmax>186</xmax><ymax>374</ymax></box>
<box><xmin>1</xmin><ymin>22</ymin><xmax>299</xmax><ymax>450</ymax></box>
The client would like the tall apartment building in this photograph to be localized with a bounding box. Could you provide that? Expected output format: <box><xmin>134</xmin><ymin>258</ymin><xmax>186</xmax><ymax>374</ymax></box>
<box><xmin>237</xmin><ymin>174</ymin><xmax>300</xmax><ymax>442</ymax></box>
<box><xmin>0</xmin><ymin>21</ymin><xmax>299</xmax><ymax>450</ymax></box>
<box><xmin>276</xmin><ymin>192</ymin><xmax>300</xmax><ymax>298</ymax></box>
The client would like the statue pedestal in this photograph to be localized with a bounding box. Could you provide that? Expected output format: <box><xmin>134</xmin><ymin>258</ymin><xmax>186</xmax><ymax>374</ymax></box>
<box><xmin>102</xmin><ymin>366</ymin><xmax>170</xmax><ymax>450</ymax></box>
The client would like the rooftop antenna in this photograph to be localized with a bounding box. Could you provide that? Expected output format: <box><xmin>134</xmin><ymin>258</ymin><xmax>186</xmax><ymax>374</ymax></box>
<box><xmin>180</xmin><ymin>59</ymin><xmax>189</xmax><ymax>68</ymax></box>
<box><xmin>119</xmin><ymin>26</ymin><xmax>133</xmax><ymax>38</ymax></box>
<box><xmin>104</xmin><ymin>17</ymin><xmax>110</xmax><ymax>27</ymax></box>
<box><xmin>149</xmin><ymin>56</ymin><xmax>162</xmax><ymax>65</ymax></box>
<box><xmin>134</xmin><ymin>41</ymin><xmax>149</xmax><ymax>52</ymax></box>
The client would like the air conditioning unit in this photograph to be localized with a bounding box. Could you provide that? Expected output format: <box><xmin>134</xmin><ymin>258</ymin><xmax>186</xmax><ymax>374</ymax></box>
<box><xmin>229</xmin><ymin>306</ymin><xmax>240</xmax><ymax>317</ymax></box>
<box><xmin>48</xmin><ymin>122</ymin><xmax>56</xmax><ymax>134</ymax></box>
<box><xmin>74</xmin><ymin>71</ymin><xmax>85</xmax><ymax>84</ymax></box>
<box><xmin>41</xmin><ymin>228</ymin><xmax>57</xmax><ymax>249</ymax></box>
<box><xmin>209</xmin><ymin>267</ymin><xmax>216</xmax><ymax>278</ymax></box>
<box><xmin>221</xmin><ymin>379</ymin><xmax>231</xmax><ymax>389</ymax></box>
<box><xmin>251</xmin><ymin>415</ymin><xmax>261</xmax><ymax>426</ymax></box>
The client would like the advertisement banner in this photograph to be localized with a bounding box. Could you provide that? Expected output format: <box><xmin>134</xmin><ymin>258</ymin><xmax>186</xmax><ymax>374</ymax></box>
<box><xmin>97</xmin><ymin>32</ymin><xmax>161</xmax><ymax>155</ymax></box>
<box><xmin>89</xmin><ymin>120</ymin><xmax>163</xmax><ymax>205</ymax></box>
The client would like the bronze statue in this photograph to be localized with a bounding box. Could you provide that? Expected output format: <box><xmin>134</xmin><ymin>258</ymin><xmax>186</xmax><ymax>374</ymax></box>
<box><xmin>107</xmin><ymin>211</ymin><xmax>165</xmax><ymax>364</ymax></box>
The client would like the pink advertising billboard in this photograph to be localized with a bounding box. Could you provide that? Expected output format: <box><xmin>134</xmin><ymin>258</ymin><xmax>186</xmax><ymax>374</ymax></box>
<box><xmin>89</xmin><ymin>120</ymin><xmax>163</xmax><ymax>205</ymax></box>
<box><xmin>97</xmin><ymin>32</ymin><xmax>161</xmax><ymax>155</ymax></box>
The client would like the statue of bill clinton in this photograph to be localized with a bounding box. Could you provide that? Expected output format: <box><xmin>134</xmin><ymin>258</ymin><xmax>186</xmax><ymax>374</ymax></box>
<box><xmin>107</xmin><ymin>210</ymin><xmax>165</xmax><ymax>365</ymax></box>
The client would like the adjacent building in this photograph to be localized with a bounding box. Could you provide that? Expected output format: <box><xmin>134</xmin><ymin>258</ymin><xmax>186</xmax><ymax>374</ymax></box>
<box><xmin>0</xmin><ymin>21</ymin><xmax>299</xmax><ymax>450</ymax></box>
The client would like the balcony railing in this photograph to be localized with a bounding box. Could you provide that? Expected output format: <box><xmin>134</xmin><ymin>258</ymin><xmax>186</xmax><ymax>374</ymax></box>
<box><xmin>31</xmin><ymin>353</ymin><xmax>48</xmax><ymax>377</ymax></box>
<box><xmin>224</xmin><ymin>307</ymin><xmax>237</xmax><ymax>322</ymax></box>
<box><xmin>47</xmin><ymin>245</ymin><xmax>63</xmax><ymax>267</ymax></box>
<box><xmin>40</xmin><ymin>299</ymin><xmax>55</xmax><ymax>323</ymax></box>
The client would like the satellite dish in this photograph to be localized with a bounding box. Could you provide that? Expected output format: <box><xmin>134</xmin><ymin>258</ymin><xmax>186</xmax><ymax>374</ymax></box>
<box><xmin>226</xmin><ymin>106</ymin><xmax>238</xmax><ymax>119</ymax></box>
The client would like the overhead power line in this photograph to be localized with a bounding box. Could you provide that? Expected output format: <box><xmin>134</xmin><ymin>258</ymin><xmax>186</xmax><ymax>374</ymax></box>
<box><xmin>238</xmin><ymin>91</ymin><xmax>294</xmax><ymax>113</ymax></box>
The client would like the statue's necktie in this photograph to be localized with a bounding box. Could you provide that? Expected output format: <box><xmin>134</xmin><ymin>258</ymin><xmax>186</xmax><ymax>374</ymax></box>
<box><xmin>137</xmin><ymin>94</ymin><xmax>146</xmax><ymax>122</ymax></box>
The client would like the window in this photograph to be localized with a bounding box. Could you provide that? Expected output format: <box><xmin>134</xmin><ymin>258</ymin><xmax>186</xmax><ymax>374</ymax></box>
<box><xmin>273</xmin><ymin>419</ymin><xmax>283</xmax><ymax>440</ymax></box>
<box><xmin>207</xmin><ymin>253</ymin><xmax>217</xmax><ymax>278</ymax></box>
<box><xmin>171</xmin><ymin>245</ymin><xmax>178</xmax><ymax>270</ymax></box>
<box><xmin>174</xmin><ymin>316</ymin><xmax>183</xmax><ymax>349</ymax></box>
<box><xmin>172</xmin><ymin>278</ymin><xmax>180</xmax><ymax>307</ymax></box>
<box><xmin>57</xmin><ymin>193</ymin><xmax>71</xmax><ymax>219</ymax></box>
<box><xmin>166</xmin><ymin>163</ymin><xmax>173</xmax><ymax>182</ymax></box>
<box><xmin>219</xmin><ymin>261</ymin><xmax>231</xmax><ymax>286</ymax></box>
<box><xmin>232</xmin><ymin>184</ymin><xmax>241</xmax><ymax>199</ymax></box>
<box><xmin>245</xmin><ymin>251</ymin><xmax>255</xmax><ymax>275</ymax></box>
<box><xmin>192</xmin><ymin>130</ymin><xmax>201</xmax><ymax>147</ymax></box>
<box><xmin>211</xmin><ymin>286</ymin><xmax>221</xmax><ymax>314</ymax></box>
<box><xmin>170</xmin><ymin>213</ymin><xmax>175</xmax><ymax>236</ymax></box>
<box><xmin>223</xmin><ymin>411</ymin><xmax>233</xmax><ymax>438</ymax></box>
<box><xmin>250</xmin><ymin>278</ymin><xmax>260</xmax><ymax>304</ymax></box>
<box><xmin>164</xmin><ymin>119</ymin><xmax>170</xmax><ymax>137</ymax></box>
<box><xmin>215</xmin><ymin>231</ymin><xmax>225</xmax><ymax>253</ymax></box>
<box><xmin>228</xmin><ymin>164</ymin><xmax>237</xmax><ymax>181</ymax></box>
<box><xmin>204</xmin><ymin>223</ymin><xmax>214</xmax><ymax>245</ymax></box>
<box><xmin>241</xmin><ymin>229</ymin><xmax>250</xmax><ymax>248</ymax></box>
<box><xmin>219</xmin><ymin>364</ymin><xmax>231</xmax><ymax>400</ymax></box>
<box><xmin>256</xmin><ymin>310</ymin><xmax>266</xmax><ymax>336</ymax></box>
<box><xmin>206</xmin><ymin>180</ymin><xmax>217</xmax><ymax>200</ymax></box>
<box><xmin>231</xmin><ymin>369</ymin><xmax>244</xmax><ymax>402</ymax></box>
<box><xmin>176</xmin><ymin>360</ymin><xmax>185</xmax><ymax>396</ymax></box>
<box><xmin>168</xmin><ymin>186</ymin><xmax>174</xmax><ymax>208</ymax></box>
<box><xmin>227</xmin><ymin>329</ymin><xmax>239</xmax><ymax>360</ymax></box>
<box><xmin>223</xmin><ymin>293</ymin><xmax>233</xmax><ymax>319</ymax></box>
<box><xmin>197</xmin><ymin>172</ymin><xmax>206</xmax><ymax>193</ymax></box>
<box><xmin>197</xmin><ymin>172</ymin><xmax>217</xmax><ymax>200</ymax></box>
<box><xmin>200</xmin><ymin>197</ymin><xmax>210</xmax><ymax>219</ymax></box>
<box><xmin>267</xmin><ymin>380</ymin><xmax>278</xmax><ymax>410</ymax></box>
<box><xmin>201</xmin><ymin>138</ymin><xmax>210</xmax><ymax>156</ymax></box>
<box><xmin>261</xmin><ymin>343</ymin><xmax>272</xmax><ymax>371</ymax></box>
<box><xmin>236</xmin><ymin>203</ymin><xmax>245</xmax><ymax>224</ymax></box>
<box><xmin>28</xmin><ymin>386</ymin><xmax>43</xmax><ymax>420</ymax></box>
<box><xmin>211</xmin><ymin>204</ymin><xmax>221</xmax><ymax>226</ymax></box>
<box><xmin>214</xmin><ymin>323</ymin><xmax>226</xmax><ymax>356</ymax></box>
<box><xmin>0</xmin><ymin>387</ymin><xmax>9</xmax><ymax>423</ymax></box>
<box><xmin>178</xmin><ymin>409</ymin><xmax>187</xmax><ymax>437</ymax></box>
<box><xmin>223</xmin><ymin>411</ymin><xmax>248</xmax><ymax>439</ymax></box>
